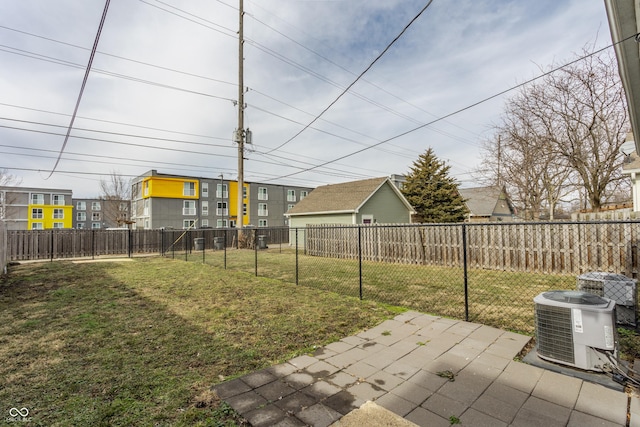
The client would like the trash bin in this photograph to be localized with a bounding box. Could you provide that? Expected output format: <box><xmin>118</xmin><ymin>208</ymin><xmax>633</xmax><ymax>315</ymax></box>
<box><xmin>194</xmin><ymin>238</ymin><xmax>204</xmax><ymax>250</ymax></box>
<box><xmin>257</xmin><ymin>235</ymin><xmax>268</xmax><ymax>249</ymax></box>
<box><xmin>214</xmin><ymin>236</ymin><xmax>224</xmax><ymax>250</ymax></box>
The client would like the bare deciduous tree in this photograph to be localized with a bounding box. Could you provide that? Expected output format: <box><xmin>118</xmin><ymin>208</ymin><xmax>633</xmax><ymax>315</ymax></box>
<box><xmin>479</xmin><ymin>48</ymin><xmax>629</xmax><ymax>215</ymax></box>
<box><xmin>0</xmin><ymin>169</ymin><xmax>22</xmax><ymax>220</ymax></box>
<box><xmin>99</xmin><ymin>171</ymin><xmax>132</xmax><ymax>227</ymax></box>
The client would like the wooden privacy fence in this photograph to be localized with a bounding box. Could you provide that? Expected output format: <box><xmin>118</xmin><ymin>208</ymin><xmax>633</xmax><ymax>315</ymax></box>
<box><xmin>7</xmin><ymin>229</ymin><xmax>162</xmax><ymax>261</ymax></box>
<box><xmin>305</xmin><ymin>221</ymin><xmax>640</xmax><ymax>277</ymax></box>
<box><xmin>6</xmin><ymin>227</ymin><xmax>292</xmax><ymax>261</ymax></box>
<box><xmin>0</xmin><ymin>221</ymin><xmax>7</xmax><ymax>273</ymax></box>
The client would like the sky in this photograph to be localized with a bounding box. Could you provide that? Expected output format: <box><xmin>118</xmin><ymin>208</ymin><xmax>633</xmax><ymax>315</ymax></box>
<box><xmin>0</xmin><ymin>0</ymin><xmax>615</xmax><ymax>197</ymax></box>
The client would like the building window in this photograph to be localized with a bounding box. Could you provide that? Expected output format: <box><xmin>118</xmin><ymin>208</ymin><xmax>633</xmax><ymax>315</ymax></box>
<box><xmin>216</xmin><ymin>184</ymin><xmax>229</xmax><ymax>199</ymax></box>
<box><xmin>287</xmin><ymin>204</ymin><xmax>295</xmax><ymax>211</ymax></box>
<box><xmin>53</xmin><ymin>195</ymin><xmax>65</xmax><ymax>205</ymax></box>
<box><xmin>183</xmin><ymin>219</ymin><xmax>196</xmax><ymax>229</ymax></box>
<box><xmin>77</xmin><ymin>223</ymin><xmax>85</xmax><ymax>229</ymax></box>
<box><xmin>143</xmin><ymin>199</ymin><xmax>149</xmax><ymax>216</ymax></box>
<box><xmin>92</xmin><ymin>201</ymin><xmax>101</xmax><ymax>211</ymax></box>
<box><xmin>216</xmin><ymin>201</ymin><xmax>228</xmax><ymax>216</ymax></box>
<box><xmin>258</xmin><ymin>203</ymin><xmax>268</xmax><ymax>216</ymax></box>
<box><xmin>183</xmin><ymin>182</ymin><xmax>195</xmax><ymax>196</ymax></box>
<box><xmin>258</xmin><ymin>187</ymin><xmax>268</xmax><ymax>200</ymax></box>
<box><xmin>202</xmin><ymin>201</ymin><xmax>209</xmax><ymax>216</ymax></box>
<box><xmin>300</xmin><ymin>191</ymin><xmax>308</xmax><ymax>200</ymax></box>
<box><xmin>77</xmin><ymin>201</ymin><xmax>86</xmax><ymax>210</ymax></box>
<box><xmin>201</xmin><ymin>219</ymin><xmax>209</xmax><ymax>227</ymax></box>
<box><xmin>258</xmin><ymin>219</ymin><xmax>268</xmax><ymax>227</ymax></box>
<box><xmin>32</xmin><ymin>193</ymin><xmax>44</xmax><ymax>205</ymax></box>
<box><xmin>77</xmin><ymin>212</ymin><xmax>86</xmax><ymax>221</ymax></box>
<box><xmin>92</xmin><ymin>222</ymin><xmax>101</xmax><ymax>229</ymax></box>
<box><xmin>287</xmin><ymin>190</ymin><xmax>296</xmax><ymax>202</ymax></box>
<box><xmin>143</xmin><ymin>182</ymin><xmax>149</xmax><ymax>196</ymax></box>
<box><xmin>31</xmin><ymin>222</ymin><xmax>43</xmax><ymax>230</ymax></box>
<box><xmin>32</xmin><ymin>208</ymin><xmax>43</xmax><ymax>219</ymax></box>
<box><xmin>202</xmin><ymin>182</ymin><xmax>209</xmax><ymax>197</ymax></box>
<box><xmin>119</xmin><ymin>202</ymin><xmax>128</xmax><ymax>212</ymax></box>
<box><xmin>183</xmin><ymin>200</ymin><xmax>196</xmax><ymax>216</ymax></box>
<box><xmin>92</xmin><ymin>212</ymin><xmax>101</xmax><ymax>221</ymax></box>
<box><xmin>53</xmin><ymin>222</ymin><xmax>64</xmax><ymax>229</ymax></box>
<box><xmin>53</xmin><ymin>208</ymin><xmax>64</xmax><ymax>219</ymax></box>
<box><xmin>216</xmin><ymin>183</ymin><xmax>228</xmax><ymax>198</ymax></box>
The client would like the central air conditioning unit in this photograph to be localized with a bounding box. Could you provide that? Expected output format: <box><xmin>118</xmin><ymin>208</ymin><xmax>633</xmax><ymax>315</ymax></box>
<box><xmin>534</xmin><ymin>290</ymin><xmax>617</xmax><ymax>372</ymax></box>
<box><xmin>577</xmin><ymin>272</ymin><xmax>637</xmax><ymax>326</ymax></box>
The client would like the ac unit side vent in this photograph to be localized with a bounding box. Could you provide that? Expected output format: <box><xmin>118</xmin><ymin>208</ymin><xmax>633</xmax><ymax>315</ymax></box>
<box><xmin>577</xmin><ymin>279</ymin><xmax>605</xmax><ymax>297</ymax></box>
<box><xmin>535</xmin><ymin>303</ymin><xmax>574</xmax><ymax>364</ymax></box>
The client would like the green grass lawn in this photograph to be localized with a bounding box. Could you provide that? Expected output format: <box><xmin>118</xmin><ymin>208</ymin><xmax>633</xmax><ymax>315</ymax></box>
<box><xmin>0</xmin><ymin>258</ymin><xmax>400</xmax><ymax>426</ymax></box>
<box><xmin>188</xmin><ymin>248</ymin><xmax>576</xmax><ymax>334</ymax></box>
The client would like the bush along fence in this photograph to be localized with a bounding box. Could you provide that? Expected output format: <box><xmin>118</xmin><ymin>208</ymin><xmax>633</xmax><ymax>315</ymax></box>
<box><xmin>6</xmin><ymin>221</ymin><xmax>640</xmax><ymax>333</ymax></box>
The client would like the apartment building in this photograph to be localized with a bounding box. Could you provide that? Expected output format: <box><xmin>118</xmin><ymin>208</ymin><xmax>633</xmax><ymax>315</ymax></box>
<box><xmin>130</xmin><ymin>170</ymin><xmax>313</xmax><ymax>229</ymax></box>
<box><xmin>0</xmin><ymin>186</ymin><xmax>73</xmax><ymax>230</ymax></box>
<box><xmin>73</xmin><ymin>198</ymin><xmax>130</xmax><ymax>229</ymax></box>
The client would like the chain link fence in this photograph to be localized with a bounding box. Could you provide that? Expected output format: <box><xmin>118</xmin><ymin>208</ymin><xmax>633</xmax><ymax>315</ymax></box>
<box><xmin>5</xmin><ymin>221</ymin><xmax>639</xmax><ymax>333</ymax></box>
<box><xmin>177</xmin><ymin>222</ymin><xmax>640</xmax><ymax>334</ymax></box>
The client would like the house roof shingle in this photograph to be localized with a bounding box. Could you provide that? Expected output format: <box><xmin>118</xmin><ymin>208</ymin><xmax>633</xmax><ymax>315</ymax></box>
<box><xmin>458</xmin><ymin>186</ymin><xmax>503</xmax><ymax>217</ymax></box>
<box><xmin>287</xmin><ymin>177</ymin><xmax>389</xmax><ymax>215</ymax></box>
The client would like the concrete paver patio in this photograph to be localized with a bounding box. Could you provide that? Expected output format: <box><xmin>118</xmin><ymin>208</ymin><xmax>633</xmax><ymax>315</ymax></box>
<box><xmin>212</xmin><ymin>311</ymin><xmax>635</xmax><ymax>426</ymax></box>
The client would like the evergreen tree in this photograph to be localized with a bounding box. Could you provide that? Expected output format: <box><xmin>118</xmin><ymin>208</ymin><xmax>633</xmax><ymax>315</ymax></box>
<box><xmin>402</xmin><ymin>148</ymin><xmax>467</xmax><ymax>223</ymax></box>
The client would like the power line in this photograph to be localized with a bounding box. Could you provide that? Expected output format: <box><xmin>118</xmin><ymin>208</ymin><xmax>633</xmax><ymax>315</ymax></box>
<box><xmin>47</xmin><ymin>0</ymin><xmax>111</xmax><ymax>179</ymax></box>
<box><xmin>0</xmin><ymin>46</ymin><xmax>237</xmax><ymax>103</ymax></box>
<box><xmin>0</xmin><ymin>117</ymin><xmax>233</xmax><ymax>149</ymax></box>
<box><xmin>264</xmin><ymin>0</ymin><xmax>435</xmax><ymax>154</ymax></box>
<box><xmin>264</xmin><ymin>33</ymin><xmax>640</xmax><ymax>182</ymax></box>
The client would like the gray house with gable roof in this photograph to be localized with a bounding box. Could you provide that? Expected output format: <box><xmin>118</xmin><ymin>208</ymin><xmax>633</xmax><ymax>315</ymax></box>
<box><xmin>458</xmin><ymin>186</ymin><xmax>517</xmax><ymax>222</ymax></box>
<box><xmin>285</xmin><ymin>177</ymin><xmax>414</xmax><ymax>231</ymax></box>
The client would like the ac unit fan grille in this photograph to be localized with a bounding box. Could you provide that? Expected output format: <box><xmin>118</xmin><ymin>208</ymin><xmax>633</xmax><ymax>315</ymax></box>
<box><xmin>535</xmin><ymin>303</ymin><xmax>574</xmax><ymax>364</ymax></box>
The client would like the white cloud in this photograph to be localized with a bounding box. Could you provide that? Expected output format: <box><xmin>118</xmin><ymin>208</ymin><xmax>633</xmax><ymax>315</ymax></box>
<box><xmin>0</xmin><ymin>0</ymin><xmax>615</xmax><ymax>196</ymax></box>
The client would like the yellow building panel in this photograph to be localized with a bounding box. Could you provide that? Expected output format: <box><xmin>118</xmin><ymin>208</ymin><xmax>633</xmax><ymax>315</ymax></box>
<box><xmin>142</xmin><ymin>177</ymin><xmax>198</xmax><ymax>199</ymax></box>
<box><xmin>27</xmin><ymin>205</ymin><xmax>73</xmax><ymax>229</ymax></box>
<box><xmin>229</xmin><ymin>182</ymin><xmax>250</xmax><ymax>225</ymax></box>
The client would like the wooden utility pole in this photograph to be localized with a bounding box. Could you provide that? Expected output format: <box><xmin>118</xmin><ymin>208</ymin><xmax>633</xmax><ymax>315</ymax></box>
<box><xmin>236</xmin><ymin>0</ymin><xmax>245</xmax><ymax>230</ymax></box>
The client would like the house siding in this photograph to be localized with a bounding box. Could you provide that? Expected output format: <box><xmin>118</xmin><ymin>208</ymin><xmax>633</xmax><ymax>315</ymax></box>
<box><xmin>358</xmin><ymin>182</ymin><xmax>411</xmax><ymax>224</ymax></box>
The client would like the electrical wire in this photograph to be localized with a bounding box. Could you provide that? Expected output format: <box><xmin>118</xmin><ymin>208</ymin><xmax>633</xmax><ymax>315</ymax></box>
<box><xmin>47</xmin><ymin>0</ymin><xmax>111</xmax><ymax>179</ymax></box>
<box><xmin>0</xmin><ymin>117</ymin><xmax>233</xmax><ymax>149</ymax></box>
<box><xmin>264</xmin><ymin>0</ymin><xmax>435</xmax><ymax>154</ymax></box>
<box><xmin>0</xmin><ymin>46</ymin><xmax>236</xmax><ymax>103</ymax></box>
<box><xmin>263</xmin><ymin>32</ymin><xmax>640</xmax><ymax>182</ymax></box>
